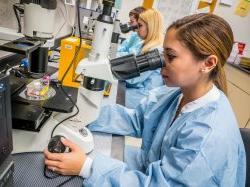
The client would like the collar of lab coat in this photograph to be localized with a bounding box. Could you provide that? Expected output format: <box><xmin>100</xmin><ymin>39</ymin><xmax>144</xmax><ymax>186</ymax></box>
<box><xmin>178</xmin><ymin>84</ymin><xmax>220</xmax><ymax>114</ymax></box>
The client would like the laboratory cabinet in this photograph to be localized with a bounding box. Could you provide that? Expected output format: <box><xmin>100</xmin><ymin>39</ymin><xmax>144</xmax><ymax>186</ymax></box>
<box><xmin>225</xmin><ymin>64</ymin><xmax>250</xmax><ymax>128</ymax></box>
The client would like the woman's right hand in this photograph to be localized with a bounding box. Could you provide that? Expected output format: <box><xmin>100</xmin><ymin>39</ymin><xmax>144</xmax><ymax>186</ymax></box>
<box><xmin>44</xmin><ymin>138</ymin><xmax>87</xmax><ymax>176</ymax></box>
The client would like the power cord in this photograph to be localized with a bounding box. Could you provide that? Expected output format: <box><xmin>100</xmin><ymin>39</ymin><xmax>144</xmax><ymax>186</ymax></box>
<box><xmin>57</xmin><ymin>177</ymin><xmax>75</xmax><ymax>187</ymax></box>
<box><xmin>13</xmin><ymin>3</ymin><xmax>24</xmax><ymax>33</ymax></box>
<box><xmin>43</xmin><ymin>164</ymin><xmax>75</xmax><ymax>186</ymax></box>
<box><xmin>50</xmin><ymin>0</ymin><xmax>82</xmax><ymax>139</ymax></box>
<box><xmin>45</xmin><ymin>1</ymin><xmax>82</xmax><ymax>186</ymax></box>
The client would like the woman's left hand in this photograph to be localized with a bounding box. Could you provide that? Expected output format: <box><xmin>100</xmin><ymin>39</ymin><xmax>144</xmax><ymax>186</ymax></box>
<box><xmin>44</xmin><ymin>138</ymin><xmax>86</xmax><ymax>176</ymax></box>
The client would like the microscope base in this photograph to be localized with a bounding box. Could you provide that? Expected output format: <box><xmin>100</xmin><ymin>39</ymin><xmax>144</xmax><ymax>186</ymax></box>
<box><xmin>53</xmin><ymin>122</ymin><xmax>94</xmax><ymax>154</ymax></box>
<box><xmin>12</xmin><ymin>117</ymin><xmax>94</xmax><ymax>154</ymax></box>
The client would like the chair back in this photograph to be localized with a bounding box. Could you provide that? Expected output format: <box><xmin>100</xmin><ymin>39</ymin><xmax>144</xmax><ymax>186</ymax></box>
<box><xmin>240</xmin><ymin>128</ymin><xmax>250</xmax><ymax>187</ymax></box>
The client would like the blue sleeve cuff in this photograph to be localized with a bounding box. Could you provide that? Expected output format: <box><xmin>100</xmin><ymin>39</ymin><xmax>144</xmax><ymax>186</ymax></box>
<box><xmin>83</xmin><ymin>154</ymin><xmax>124</xmax><ymax>185</ymax></box>
<box><xmin>79</xmin><ymin>156</ymin><xmax>93</xmax><ymax>178</ymax></box>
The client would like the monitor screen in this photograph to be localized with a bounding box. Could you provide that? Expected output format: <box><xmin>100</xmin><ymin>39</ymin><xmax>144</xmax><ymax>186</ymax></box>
<box><xmin>0</xmin><ymin>74</ymin><xmax>13</xmax><ymax>165</ymax></box>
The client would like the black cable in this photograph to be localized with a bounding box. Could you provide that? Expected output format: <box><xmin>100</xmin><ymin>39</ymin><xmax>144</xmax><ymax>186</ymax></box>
<box><xmin>13</xmin><ymin>4</ymin><xmax>22</xmax><ymax>33</ymax></box>
<box><xmin>50</xmin><ymin>0</ymin><xmax>82</xmax><ymax>138</ymax></box>
<box><xmin>44</xmin><ymin>165</ymin><xmax>60</xmax><ymax>179</ymax></box>
<box><xmin>49</xmin><ymin>56</ymin><xmax>60</xmax><ymax>62</ymax></box>
<box><xmin>57</xmin><ymin>176</ymin><xmax>75</xmax><ymax>187</ymax></box>
<box><xmin>45</xmin><ymin>2</ymin><xmax>82</xmax><ymax>185</ymax></box>
<box><xmin>60</xmin><ymin>3</ymin><xmax>82</xmax><ymax>83</ymax></box>
<box><xmin>52</xmin><ymin>49</ymin><xmax>61</xmax><ymax>52</ymax></box>
<box><xmin>43</xmin><ymin>166</ymin><xmax>76</xmax><ymax>187</ymax></box>
<box><xmin>13</xmin><ymin>3</ymin><xmax>24</xmax><ymax>33</ymax></box>
<box><xmin>50</xmin><ymin>87</ymin><xmax>80</xmax><ymax>138</ymax></box>
<box><xmin>0</xmin><ymin>64</ymin><xmax>11</xmax><ymax>74</ymax></box>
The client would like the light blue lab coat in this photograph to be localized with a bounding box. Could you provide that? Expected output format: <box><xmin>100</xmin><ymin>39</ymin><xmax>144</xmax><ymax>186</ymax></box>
<box><xmin>117</xmin><ymin>32</ymin><xmax>164</xmax><ymax>109</ymax></box>
<box><xmin>117</xmin><ymin>32</ymin><xmax>143</xmax><ymax>57</ymax></box>
<box><xmin>125</xmin><ymin>69</ymin><xmax>164</xmax><ymax>108</ymax></box>
<box><xmin>85</xmin><ymin>86</ymin><xmax>246</xmax><ymax>187</ymax></box>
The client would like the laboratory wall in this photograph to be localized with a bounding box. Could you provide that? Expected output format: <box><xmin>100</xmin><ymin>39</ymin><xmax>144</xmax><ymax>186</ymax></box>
<box><xmin>214</xmin><ymin>1</ymin><xmax>250</xmax><ymax>51</ymax></box>
<box><xmin>0</xmin><ymin>0</ymin><xmax>18</xmax><ymax>29</ymax></box>
<box><xmin>117</xmin><ymin>0</ymin><xmax>143</xmax><ymax>23</ymax></box>
<box><xmin>0</xmin><ymin>0</ymin><xmax>249</xmax><ymax>44</ymax></box>
<box><xmin>118</xmin><ymin>0</ymin><xmax>250</xmax><ymax>52</ymax></box>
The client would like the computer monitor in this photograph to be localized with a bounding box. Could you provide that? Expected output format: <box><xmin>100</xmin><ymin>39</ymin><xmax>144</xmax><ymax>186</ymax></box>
<box><xmin>0</xmin><ymin>74</ymin><xmax>13</xmax><ymax>165</ymax></box>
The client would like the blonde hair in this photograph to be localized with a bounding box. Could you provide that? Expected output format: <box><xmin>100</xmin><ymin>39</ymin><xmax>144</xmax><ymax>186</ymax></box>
<box><xmin>168</xmin><ymin>13</ymin><xmax>234</xmax><ymax>95</ymax></box>
<box><xmin>139</xmin><ymin>9</ymin><xmax>164</xmax><ymax>53</ymax></box>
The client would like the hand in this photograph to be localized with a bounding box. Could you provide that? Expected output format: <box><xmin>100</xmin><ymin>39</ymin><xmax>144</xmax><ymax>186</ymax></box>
<box><xmin>44</xmin><ymin>138</ymin><xmax>87</xmax><ymax>176</ymax></box>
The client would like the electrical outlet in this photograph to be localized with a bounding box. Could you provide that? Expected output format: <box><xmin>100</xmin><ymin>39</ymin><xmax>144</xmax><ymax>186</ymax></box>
<box><xmin>64</xmin><ymin>0</ymin><xmax>75</xmax><ymax>6</ymax></box>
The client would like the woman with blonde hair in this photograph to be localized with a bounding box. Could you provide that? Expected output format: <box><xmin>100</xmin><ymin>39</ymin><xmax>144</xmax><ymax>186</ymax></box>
<box><xmin>125</xmin><ymin>8</ymin><xmax>165</xmax><ymax>108</ymax></box>
<box><xmin>45</xmin><ymin>13</ymin><xmax>245</xmax><ymax>186</ymax></box>
<box><xmin>117</xmin><ymin>6</ymin><xmax>146</xmax><ymax>57</ymax></box>
<box><xmin>139</xmin><ymin>8</ymin><xmax>164</xmax><ymax>53</ymax></box>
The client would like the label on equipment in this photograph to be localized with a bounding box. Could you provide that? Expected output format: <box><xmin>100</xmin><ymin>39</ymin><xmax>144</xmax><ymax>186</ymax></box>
<box><xmin>64</xmin><ymin>44</ymin><xmax>73</xmax><ymax>50</ymax></box>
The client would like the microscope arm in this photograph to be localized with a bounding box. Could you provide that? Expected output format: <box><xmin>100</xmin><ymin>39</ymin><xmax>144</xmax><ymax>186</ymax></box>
<box><xmin>75</xmin><ymin>58</ymin><xmax>115</xmax><ymax>82</ymax></box>
<box><xmin>75</xmin><ymin>49</ymin><xmax>165</xmax><ymax>82</ymax></box>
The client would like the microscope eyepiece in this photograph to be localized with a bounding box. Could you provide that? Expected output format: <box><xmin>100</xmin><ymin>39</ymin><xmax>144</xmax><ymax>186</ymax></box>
<box><xmin>110</xmin><ymin>49</ymin><xmax>165</xmax><ymax>80</ymax></box>
<box><xmin>120</xmin><ymin>24</ymin><xmax>139</xmax><ymax>34</ymax></box>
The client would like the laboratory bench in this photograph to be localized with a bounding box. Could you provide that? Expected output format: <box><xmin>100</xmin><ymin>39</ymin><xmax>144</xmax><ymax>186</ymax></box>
<box><xmin>0</xmin><ymin>52</ymin><xmax>126</xmax><ymax>185</ymax></box>
<box><xmin>10</xmin><ymin>80</ymin><xmax>126</xmax><ymax>186</ymax></box>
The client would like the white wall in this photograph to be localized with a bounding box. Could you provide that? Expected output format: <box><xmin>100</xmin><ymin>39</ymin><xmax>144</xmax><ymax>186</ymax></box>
<box><xmin>152</xmin><ymin>0</ymin><xmax>250</xmax><ymax>51</ymax></box>
<box><xmin>53</xmin><ymin>1</ymin><xmax>76</xmax><ymax>38</ymax></box>
<box><xmin>1</xmin><ymin>0</ymin><xmax>248</xmax><ymax>49</ymax></box>
<box><xmin>117</xmin><ymin>0</ymin><xmax>143</xmax><ymax>23</ymax></box>
<box><xmin>214</xmin><ymin>1</ymin><xmax>250</xmax><ymax>51</ymax></box>
<box><xmin>116</xmin><ymin>0</ymin><xmax>143</xmax><ymax>38</ymax></box>
<box><xmin>153</xmin><ymin>0</ymin><xmax>250</xmax><ymax>51</ymax></box>
<box><xmin>0</xmin><ymin>0</ymin><xmax>19</xmax><ymax>30</ymax></box>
